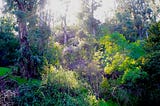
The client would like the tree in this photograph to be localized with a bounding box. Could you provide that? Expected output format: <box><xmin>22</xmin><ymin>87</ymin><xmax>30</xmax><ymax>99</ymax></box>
<box><xmin>78</xmin><ymin>0</ymin><xmax>101</xmax><ymax>36</ymax></box>
<box><xmin>61</xmin><ymin>0</ymin><xmax>70</xmax><ymax>45</ymax></box>
<box><xmin>4</xmin><ymin>0</ymin><xmax>43</xmax><ymax>78</ymax></box>
<box><xmin>107</xmin><ymin>0</ymin><xmax>160</xmax><ymax>41</ymax></box>
<box><xmin>99</xmin><ymin>32</ymin><xmax>147</xmax><ymax>105</ymax></box>
<box><xmin>0</xmin><ymin>16</ymin><xmax>19</xmax><ymax>66</ymax></box>
<box><xmin>140</xmin><ymin>21</ymin><xmax>160</xmax><ymax>105</ymax></box>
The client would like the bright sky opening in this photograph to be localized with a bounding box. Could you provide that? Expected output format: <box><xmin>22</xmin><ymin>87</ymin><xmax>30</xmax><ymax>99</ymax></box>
<box><xmin>47</xmin><ymin>0</ymin><xmax>115</xmax><ymax>24</ymax></box>
<box><xmin>0</xmin><ymin>0</ymin><xmax>115</xmax><ymax>24</ymax></box>
<box><xmin>0</xmin><ymin>0</ymin><xmax>2</xmax><ymax>14</ymax></box>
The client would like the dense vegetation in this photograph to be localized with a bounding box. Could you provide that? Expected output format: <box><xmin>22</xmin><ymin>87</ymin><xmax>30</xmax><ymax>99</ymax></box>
<box><xmin>0</xmin><ymin>0</ymin><xmax>160</xmax><ymax>105</ymax></box>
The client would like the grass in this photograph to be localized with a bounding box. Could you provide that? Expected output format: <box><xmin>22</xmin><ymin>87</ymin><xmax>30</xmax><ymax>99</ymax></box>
<box><xmin>10</xmin><ymin>75</ymin><xmax>41</xmax><ymax>85</ymax></box>
<box><xmin>98</xmin><ymin>99</ymin><xmax>118</xmax><ymax>106</ymax></box>
<box><xmin>10</xmin><ymin>75</ymin><xmax>28</xmax><ymax>84</ymax></box>
<box><xmin>0</xmin><ymin>67</ymin><xmax>41</xmax><ymax>85</ymax></box>
<box><xmin>0</xmin><ymin>67</ymin><xmax>11</xmax><ymax>76</ymax></box>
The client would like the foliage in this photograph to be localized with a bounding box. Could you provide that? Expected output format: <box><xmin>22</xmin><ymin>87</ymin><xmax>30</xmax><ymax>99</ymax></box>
<box><xmin>78</xmin><ymin>0</ymin><xmax>101</xmax><ymax>35</ymax></box>
<box><xmin>13</xmin><ymin>67</ymin><xmax>98</xmax><ymax>106</ymax></box>
<box><xmin>99</xmin><ymin>32</ymin><xmax>147</xmax><ymax>105</ymax></box>
<box><xmin>26</xmin><ymin>14</ymin><xmax>59</xmax><ymax>78</ymax></box>
<box><xmin>99</xmin><ymin>22</ymin><xmax>160</xmax><ymax>105</ymax></box>
<box><xmin>100</xmin><ymin>32</ymin><xmax>145</xmax><ymax>73</ymax></box>
<box><xmin>0</xmin><ymin>16</ymin><xmax>19</xmax><ymax>66</ymax></box>
<box><xmin>4</xmin><ymin>0</ymin><xmax>48</xmax><ymax>78</ymax></box>
<box><xmin>1</xmin><ymin>0</ymin><xmax>160</xmax><ymax>106</ymax></box>
<box><xmin>105</xmin><ymin>0</ymin><xmax>160</xmax><ymax>41</ymax></box>
<box><xmin>98</xmin><ymin>99</ymin><xmax>118</xmax><ymax>106</ymax></box>
<box><xmin>138</xmin><ymin>21</ymin><xmax>160</xmax><ymax>105</ymax></box>
<box><xmin>43</xmin><ymin>42</ymin><xmax>62</xmax><ymax>68</ymax></box>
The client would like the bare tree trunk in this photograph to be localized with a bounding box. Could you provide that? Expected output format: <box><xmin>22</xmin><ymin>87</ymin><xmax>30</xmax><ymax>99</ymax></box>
<box><xmin>62</xmin><ymin>2</ymin><xmax>69</xmax><ymax>45</ymax></box>
<box><xmin>91</xmin><ymin>0</ymin><xmax>95</xmax><ymax>36</ymax></box>
<box><xmin>63</xmin><ymin>16</ymin><xmax>67</xmax><ymax>45</ymax></box>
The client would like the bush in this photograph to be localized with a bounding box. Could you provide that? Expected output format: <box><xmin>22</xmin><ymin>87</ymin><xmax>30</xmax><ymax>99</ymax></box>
<box><xmin>99</xmin><ymin>33</ymin><xmax>147</xmax><ymax>106</ymax></box>
<box><xmin>0</xmin><ymin>17</ymin><xmax>19</xmax><ymax>66</ymax></box>
<box><xmin>13</xmin><ymin>67</ymin><xmax>98</xmax><ymax>106</ymax></box>
<box><xmin>138</xmin><ymin>21</ymin><xmax>160</xmax><ymax>105</ymax></box>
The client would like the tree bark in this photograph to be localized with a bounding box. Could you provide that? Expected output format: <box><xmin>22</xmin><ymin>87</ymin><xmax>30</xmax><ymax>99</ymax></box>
<box><xmin>15</xmin><ymin>0</ymin><xmax>32</xmax><ymax>78</ymax></box>
<box><xmin>61</xmin><ymin>15</ymin><xmax>67</xmax><ymax>45</ymax></box>
<box><xmin>91</xmin><ymin>0</ymin><xmax>95</xmax><ymax>36</ymax></box>
<box><xmin>63</xmin><ymin>17</ymin><xmax>67</xmax><ymax>45</ymax></box>
<box><xmin>18</xmin><ymin>18</ymin><xmax>31</xmax><ymax>78</ymax></box>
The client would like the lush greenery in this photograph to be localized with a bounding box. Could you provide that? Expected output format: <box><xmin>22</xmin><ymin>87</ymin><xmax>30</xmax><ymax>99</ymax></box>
<box><xmin>0</xmin><ymin>17</ymin><xmax>19</xmax><ymax>66</ymax></box>
<box><xmin>0</xmin><ymin>0</ymin><xmax>160</xmax><ymax>105</ymax></box>
<box><xmin>0</xmin><ymin>67</ymin><xmax>11</xmax><ymax>76</ymax></box>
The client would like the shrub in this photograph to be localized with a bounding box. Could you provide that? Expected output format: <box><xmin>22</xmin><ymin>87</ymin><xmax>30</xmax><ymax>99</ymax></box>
<box><xmin>138</xmin><ymin>21</ymin><xmax>160</xmax><ymax>105</ymax></box>
<box><xmin>0</xmin><ymin>17</ymin><xmax>19</xmax><ymax>66</ymax></box>
<box><xmin>99</xmin><ymin>33</ymin><xmax>146</xmax><ymax>105</ymax></box>
<box><xmin>13</xmin><ymin>67</ymin><xmax>98</xmax><ymax>106</ymax></box>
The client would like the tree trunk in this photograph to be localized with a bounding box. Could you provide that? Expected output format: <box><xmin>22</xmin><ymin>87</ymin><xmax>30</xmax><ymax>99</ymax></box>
<box><xmin>91</xmin><ymin>0</ymin><xmax>95</xmax><ymax>36</ymax></box>
<box><xmin>62</xmin><ymin>16</ymin><xmax>67</xmax><ymax>45</ymax></box>
<box><xmin>18</xmin><ymin>18</ymin><xmax>31</xmax><ymax>78</ymax></box>
<box><xmin>16</xmin><ymin>0</ymin><xmax>32</xmax><ymax>78</ymax></box>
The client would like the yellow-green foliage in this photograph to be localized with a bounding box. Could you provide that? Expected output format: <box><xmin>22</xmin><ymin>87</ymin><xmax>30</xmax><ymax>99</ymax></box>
<box><xmin>104</xmin><ymin>53</ymin><xmax>125</xmax><ymax>74</ymax></box>
<box><xmin>99</xmin><ymin>32</ymin><xmax>147</xmax><ymax>105</ymax></box>
<box><xmin>87</xmin><ymin>95</ymin><xmax>98</xmax><ymax>106</ymax></box>
<box><xmin>42</xmin><ymin>67</ymin><xmax>81</xmax><ymax>89</ymax></box>
<box><xmin>100</xmin><ymin>32</ymin><xmax>145</xmax><ymax>78</ymax></box>
<box><xmin>13</xmin><ymin>66</ymin><xmax>98</xmax><ymax>106</ymax></box>
<box><xmin>100</xmin><ymin>77</ymin><xmax>109</xmax><ymax>88</ymax></box>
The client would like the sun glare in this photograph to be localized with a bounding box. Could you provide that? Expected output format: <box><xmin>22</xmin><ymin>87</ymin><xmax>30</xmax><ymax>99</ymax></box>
<box><xmin>0</xmin><ymin>0</ymin><xmax>2</xmax><ymax>14</ymax></box>
<box><xmin>47</xmin><ymin>0</ymin><xmax>115</xmax><ymax>24</ymax></box>
<box><xmin>0</xmin><ymin>0</ymin><xmax>115</xmax><ymax>24</ymax></box>
<box><xmin>47</xmin><ymin>0</ymin><xmax>82</xmax><ymax>25</ymax></box>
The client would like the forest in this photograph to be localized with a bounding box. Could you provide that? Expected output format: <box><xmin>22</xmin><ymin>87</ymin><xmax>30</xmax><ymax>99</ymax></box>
<box><xmin>0</xmin><ymin>0</ymin><xmax>160</xmax><ymax>105</ymax></box>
